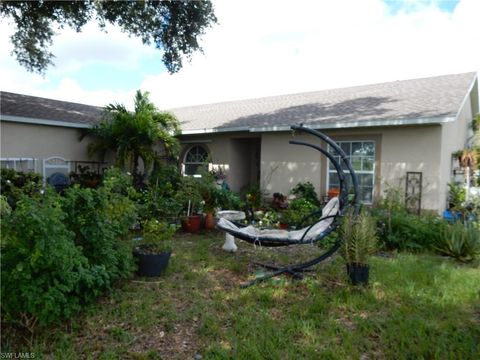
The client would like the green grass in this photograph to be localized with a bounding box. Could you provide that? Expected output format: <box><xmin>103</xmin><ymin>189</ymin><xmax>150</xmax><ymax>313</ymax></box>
<box><xmin>2</xmin><ymin>232</ymin><xmax>479</xmax><ymax>359</ymax></box>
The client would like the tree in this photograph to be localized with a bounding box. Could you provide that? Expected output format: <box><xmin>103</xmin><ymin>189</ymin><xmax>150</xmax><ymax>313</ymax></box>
<box><xmin>0</xmin><ymin>0</ymin><xmax>217</xmax><ymax>74</ymax></box>
<box><xmin>85</xmin><ymin>90</ymin><xmax>180</xmax><ymax>183</ymax></box>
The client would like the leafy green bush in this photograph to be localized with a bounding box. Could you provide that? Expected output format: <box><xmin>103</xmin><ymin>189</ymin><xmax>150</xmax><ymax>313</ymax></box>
<box><xmin>290</xmin><ymin>181</ymin><xmax>320</xmax><ymax>206</ymax></box>
<box><xmin>281</xmin><ymin>198</ymin><xmax>319</xmax><ymax>227</ymax></box>
<box><xmin>434</xmin><ymin>223</ymin><xmax>480</xmax><ymax>262</ymax></box>
<box><xmin>0</xmin><ymin>191</ymin><xmax>108</xmax><ymax>327</ymax></box>
<box><xmin>374</xmin><ymin>209</ymin><xmax>447</xmax><ymax>252</ymax></box>
<box><xmin>214</xmin><ymin>188</ymin><xmax>243</xmax><ymax>210</ymax></box>
<box><xmin>136</xmin><ymin>220</ymin><xmax>177</xmax><ymax>253</ymax></box>
<box><xmin>0</xmin><ymin>168</ymin><xmax>43</xmax><ymax>209</ymax></box>
<box><xmin>62</xmin><ymin>184</ymin><xmax>137</xmax><ymax>282</ymax></box>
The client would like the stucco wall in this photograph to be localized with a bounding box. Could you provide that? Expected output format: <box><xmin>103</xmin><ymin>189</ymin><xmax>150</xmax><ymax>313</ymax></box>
<box><xmin>179</xmin><ymin>132</ymin><xmax>260</xmax><ymax>192</ymax></box>
<box><xmin>179</xmin><ymin>121</ymin><xmax>468</xmax><ymax>212</ymax></box>
<box><xmin>260</xmin><ymin>126</ymin><xmax>444</xmax><ymax>211</ymax></box>
<box><xmin>1</xmin><ymin>121</ymin><xmax>97</xmax><ymax>173</ymax></box>
<box><xmin>439</xmin><ymin>95</ymin><xmax>474</xmax><ymax>207</ymax></box>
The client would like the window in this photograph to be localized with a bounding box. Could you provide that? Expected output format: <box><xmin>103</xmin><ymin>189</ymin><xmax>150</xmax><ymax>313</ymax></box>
<box><xmin>183</xmin><ymin>145</ymin><xmax>209</xmax><ymax>176</ymax></box>
<box><xmin>328</xmin><ymin>141</ymin><xmax>375</xmax><ymax>203</ymax></box>
<box><xmin>0</xmin><ymin>158</ymin><xmax>37</xmax><ymax>172</ymax></box>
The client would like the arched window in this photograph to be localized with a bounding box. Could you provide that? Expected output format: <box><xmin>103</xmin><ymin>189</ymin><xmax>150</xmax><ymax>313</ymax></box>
<box><xmin>183</xmin><ymin>145</ymin><xmax>209</xmax><ymax>176</ymax></box>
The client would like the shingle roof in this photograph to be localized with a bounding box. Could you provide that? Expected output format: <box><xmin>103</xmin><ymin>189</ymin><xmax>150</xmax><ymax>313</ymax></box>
<box><xmin>0</xmin><ymin>91</ymin><xmax>103</xmax><ymax>126</ymax></box>
<box><xmin>171</xmin><ymin>72</ymin><xmax>477</xmax><ymax>133</ymax></box>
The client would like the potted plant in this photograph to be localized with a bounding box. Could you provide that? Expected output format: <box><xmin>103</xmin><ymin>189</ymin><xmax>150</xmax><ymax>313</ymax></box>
<box><xmin>339</xmin><ymin>209</ymin><xmax>378</xmax><ymax>286</ymax></box>
<box><xmin>133</xmin><ymin>220</ymin><xmax>177</xmax><ymax>277</ymax></box>
<box><xmin>176</xmin><ymin>176</ymin><xmax>203</xmax><ymax>233</ymax></box>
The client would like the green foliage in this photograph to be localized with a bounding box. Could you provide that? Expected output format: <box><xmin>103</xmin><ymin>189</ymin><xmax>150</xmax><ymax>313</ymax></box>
<box><xmin>136</xmin><ymin>220</ymin><xmax>177</xmax><ymax>254</ymax></box>
<box><xmin>0</xmin><ymin>190</ymin><xmax>108</xmax><ymax>327</ymax></box>
<box><xmin>376</xmin><ymin>210</ymin><xmax>448</xmax><ymax>252</ymax></box>
<box><xmin>0</xmin><ymin>168</ymin><xmax>43</xmax><ymax>208</ymax></box>
<box><xmin>175</xmin><ymin>176</ymin><xmax>203</xmax><ymax>216</ymax></box>
<box><xmin>280</xmin><ymin>198</ymin><xmax>318</xmax><ymax>227</ymax></box>
<box><xmin>214</xmin><ymin>188</ymin><xmax>243</xmax><ymax>211</ymax></box>
<box><xmin>85</xmin><ymin>91</ymin><xmax>180</xmax><ymax>183</ymax></box>
<box><xmin>290</xmin><ymin>181</ymin><xmax>320</xmax><ymax>206</ymax></box>
<box><xmin>434</xmin><ymin>223</ymin><xmax>480</xmax><ymax>262</ymax></box>
<box><xmin>62</xmin><ymin>184</ymin><xmax>137</xmax><ymax>282</ymax></box>
<box><xmin>340</xmin><ymin>209</ymin><xmax>378</xmax><ymax>265</ymax></box>
<box><xmin>448</xmin><ymin>182</ymin><xmax>466</xmax><ymax>212</ymax></box>
<box><xmin>0</xmin><ymin>1</ymin><xmax>217</xmax><ymax>74</ymax></box>
<box><xmin>254</xmin><ymin>209</ymin><xmax>279</xmax><ymax>227</ymax></box>
<box><xmin>242</xmin><ymin>183</ymin><xmax>263</xmax><ymax>210</ymax></box>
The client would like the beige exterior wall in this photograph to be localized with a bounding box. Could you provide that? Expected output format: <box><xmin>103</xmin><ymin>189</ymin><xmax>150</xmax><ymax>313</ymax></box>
<box><xmin>1</xmin><ymin>121</ymin><xmax>98</xmax><ymax>174</ymax></box>
<box><xmin>260</xmin><ymin>126</ymin><xmax>444</xmax><ymax>211</ymax></box>
<box><xmin>439</xmin><ymin>95</ymin><xmax>474</xmax><ymax>208</ymax></box>
<box><xmin>179</xmin><ymin>132</ymin><xmax>260</xmax><ymax>192</ymax></box>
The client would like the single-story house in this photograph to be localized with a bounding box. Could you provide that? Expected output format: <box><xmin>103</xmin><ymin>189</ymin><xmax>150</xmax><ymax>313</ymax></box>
<box><xmin>0</xmin><ymin>92</ymin><xmax>105</xmax><ymax>179</ymax></box>
<box><xmin>171</xmin><ymin>72</ymin><xmax>478</xmax><ymax>212</ymax></box>
<box><xmin>1</xmin><ymin>72</ymin><xmax>478</xmax><ymax>212</ymax></box>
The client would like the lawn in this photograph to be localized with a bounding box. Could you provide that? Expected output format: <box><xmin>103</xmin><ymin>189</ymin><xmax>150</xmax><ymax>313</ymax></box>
<box><xmin>3</xmin><ymin>231</ymin><xmax>479</xmax><ymax>359</ymax></box>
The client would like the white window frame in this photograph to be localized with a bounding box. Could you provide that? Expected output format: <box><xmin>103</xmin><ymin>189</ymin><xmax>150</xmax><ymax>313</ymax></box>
<box><xmin>0</xmin><ymin>157</ymin><xmax>37</xmax><ymax>172</ymax></box>
<box><xmin>42</xmin><ymin>156</ymin><xmax>71</xmax><ymax>184</ymax></box>
<box><xmin>182</xmin><ymin>145</ymin><xmax>210</xmax><ymax>177</ymax></box>
<box><xmin>327</xmin><ymin>140</ymin><xmax>376</xmax><ymax>204</ymax></box>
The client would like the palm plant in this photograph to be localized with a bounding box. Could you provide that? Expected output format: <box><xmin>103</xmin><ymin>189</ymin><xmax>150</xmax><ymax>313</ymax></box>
<box><xmin>84</xmin><ymin>90</ymin><xmax>180</xmax><ymax>182</ymax></box>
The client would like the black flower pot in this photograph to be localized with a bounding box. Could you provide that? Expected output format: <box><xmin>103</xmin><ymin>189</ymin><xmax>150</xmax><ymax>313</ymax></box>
<box><xmin>133</xmin><ymin>250</ymin><xmax>171</xmax><ymax>277</ymax></box>
<box><xmin>346</xmin><ymin>263</ymin><xmax>369</xmax><ymax>286</ymax></box>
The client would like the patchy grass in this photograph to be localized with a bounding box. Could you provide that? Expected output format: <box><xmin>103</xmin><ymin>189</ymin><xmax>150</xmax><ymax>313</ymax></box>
<box><xmin>2</xmin><ymin>231</ymin><xmax>479</xmax><ymax>359</ymax></box>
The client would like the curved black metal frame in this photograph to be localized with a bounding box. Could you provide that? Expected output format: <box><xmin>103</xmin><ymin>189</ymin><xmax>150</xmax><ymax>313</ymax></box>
<box><xmin>217</xmin><ymin>124</ymin><xmax>361</xmax><ymax>287</ymax></box>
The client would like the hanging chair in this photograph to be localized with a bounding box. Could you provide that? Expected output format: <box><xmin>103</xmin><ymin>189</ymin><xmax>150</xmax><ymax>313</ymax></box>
<box><xmin>216</xmin><ymin>124</ymin><xmax>361</xmax><ymax>286</ymax></box>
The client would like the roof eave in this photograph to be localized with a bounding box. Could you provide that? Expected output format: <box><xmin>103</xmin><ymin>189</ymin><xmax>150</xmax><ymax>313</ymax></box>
<box><xmin>181</xmin><ymin>116</ymin><xmax>454</xmax><ymax>135</ymax></box>
<box><xmin>0</xmin><ymin>114</ymin><xmax>92</xmax><ymax>129</ymax></box>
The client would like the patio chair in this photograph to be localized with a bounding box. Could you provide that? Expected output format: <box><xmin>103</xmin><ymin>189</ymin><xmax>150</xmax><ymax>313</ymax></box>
<box><xmin>216</xmin><ymin>124</ymin><xmax>361</xmax><ymax>287</ymax></box>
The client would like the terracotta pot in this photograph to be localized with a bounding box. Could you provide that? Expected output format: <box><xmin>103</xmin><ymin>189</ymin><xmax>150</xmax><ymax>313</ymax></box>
<box><xmin>328</xmin><ymin>187</ymin><xmax>340</xmax><ymax>199</ymax></box>
<box><xmin>181</xmin><ymin>215</ymin><xmax>202</xmax><ymax>233</ymax></box>
<box><xmin>204</xmin><ymin>213</ymin><xmax>216</xmax><ymax>230</ymax></box>
<box><xmin>278</xmin><ymin>222</ymin><xmax>289</xmax><ymax>230</ymax></box>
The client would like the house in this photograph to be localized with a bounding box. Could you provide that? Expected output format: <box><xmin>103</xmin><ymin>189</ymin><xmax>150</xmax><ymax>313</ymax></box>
<box><xmin>0</xmin><ymin>92</ymin><xmax>105</xmax><ymax>179</ymax></box>
<box><xmin>171</xmin><ymin>72</ymin><xmax>479</xmax><ymax>212</ymax></box>
<box><xmin>1</xmin><ymin>72</ymin><xmax>478</xmax><ymax>212</ymax></box>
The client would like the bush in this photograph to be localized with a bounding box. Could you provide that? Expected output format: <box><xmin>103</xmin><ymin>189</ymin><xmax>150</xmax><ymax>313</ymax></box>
<box><xmin>0</xmin><ymin>190</ymin><xmax>108</xmax><ymax>327</ymax></box>
<box><xmin>62</xmin><ymin>184</ymin><xmax>137</xmax><ymax>282</ymax></box>
<box><xmin>0</xmin><ymin>168</ymin><xmax>43</xmax><ymax>209</ymax></box>
<box><xmin>434</xmin><ymin>223</ymin><xmax>480</xmax><ymax>262</ymax></box>
<box><xmin>281</xmin><ymin>198</ymin><xmax>319</xmax><ymax>227</ymax></box>
<box><xmin>290</xmin><ymin>181</ymin><xmax>320</xmax><ymax>206</ymax></box>
<box><xmin>376</xmin><ymin>210</ymin><xmax>448</xmax><ymax>252</ymax></box>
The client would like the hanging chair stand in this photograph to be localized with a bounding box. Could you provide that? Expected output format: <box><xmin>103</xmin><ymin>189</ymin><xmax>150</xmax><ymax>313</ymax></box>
<box><xmin>217</xmin><ymin>124</ymin><xmax>361</xmax><ymax>287</ymax></box>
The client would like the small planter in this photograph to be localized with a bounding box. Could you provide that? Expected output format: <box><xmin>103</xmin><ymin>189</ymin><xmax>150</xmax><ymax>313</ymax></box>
<box><xmin>181</xmin><ymin>215</ymin><xmax>202</xmax><ymax>233</ymax></box>
<box><xmin>346</xmin><ymin>263</ymin><xmax>369</xmax><ymax>286</ymax></box>
<box><xmin>133</xmin><ymin>250</ymin><xmax>171</xmax><ymax>277</ymax></box>
<box><xmin>204</xmin><ymin>213</ymin><xmax>216</xmax><ymax>230</ymax></box>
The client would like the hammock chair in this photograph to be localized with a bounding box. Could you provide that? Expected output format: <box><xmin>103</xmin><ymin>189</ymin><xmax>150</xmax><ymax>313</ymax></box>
<box><xmin>216</xmin><ymin>125</ymin><xmax>361</xmax><ymax>287</ymax></box>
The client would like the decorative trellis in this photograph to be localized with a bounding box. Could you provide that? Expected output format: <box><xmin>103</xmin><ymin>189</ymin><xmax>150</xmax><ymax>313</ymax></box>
<box><xmin>405</xmin><ymin>172</ymin><xmax>422</xmax><ymax>215</ymax></box>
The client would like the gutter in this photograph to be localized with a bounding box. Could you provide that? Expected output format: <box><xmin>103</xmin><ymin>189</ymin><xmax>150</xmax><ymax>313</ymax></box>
<box><xmin>0</xmin><ymin>114</ymin><xmax>92</xmax><ymax>129</ymax></box>
<box><xmin>181</xmin><ymin>116</ymin><xmax>455</xmax><ymax>135</ymax></box>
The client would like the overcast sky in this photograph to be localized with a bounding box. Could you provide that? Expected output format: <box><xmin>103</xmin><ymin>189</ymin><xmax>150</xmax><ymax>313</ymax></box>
<box><xmin>1</xmin><ymin>0</ymin><xmax>479</xmax><ymax>110</ymax></box>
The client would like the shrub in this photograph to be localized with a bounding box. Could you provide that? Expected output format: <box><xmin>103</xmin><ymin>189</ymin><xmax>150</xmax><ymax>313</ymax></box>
<box><xmin>434</xmin><ymin>223</ymin><xmax>480</xmax><ymax>262</ymax></box>
<box><xmin>0</xmin><ymin>191</ymin><xmax>108</xmax><ymax>327</ymax></box>
<box><xmin>281</xmin><ymin>198</ymin><xmax>319</xmax><ymax>227</ymax></box>
<box><xmin>376</xmin><ymin>210</ymin><xmax>448</xmax><ymax>252</ymax></box>
<box><xmin>62</xmin><ymin>184</ymin><xmax>137</xmax><ymax>282</ymax></box>
<box><xmin>290</xmin><ymin>181</ymin><xmax>320</xmax><ymax>206</ymax></box>
<box><xmin>0</xmin><ymin>168</ymin><xmax>43</xmax><ymax>209</ymax></box>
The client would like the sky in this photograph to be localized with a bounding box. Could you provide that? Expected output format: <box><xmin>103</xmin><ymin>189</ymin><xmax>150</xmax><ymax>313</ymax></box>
<box><xmin>0</xmin><ymin>0</ymin><xmax>479</xmax><ymax>110</ymax></box>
